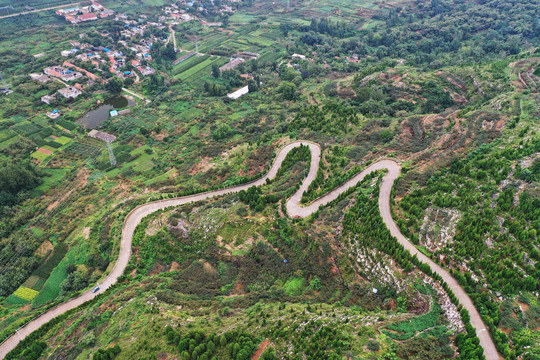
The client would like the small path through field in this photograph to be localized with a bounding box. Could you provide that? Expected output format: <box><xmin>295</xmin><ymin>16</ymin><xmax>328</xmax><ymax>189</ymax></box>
<box><xmin>122</xmin><ymin>88</ymin><xmax>149</xmax><ymax>104</ymax></box>
<box><xmin>0</xmin><ymin>141</ymin><xmax>500</xmax><ymax>360</ymax></box>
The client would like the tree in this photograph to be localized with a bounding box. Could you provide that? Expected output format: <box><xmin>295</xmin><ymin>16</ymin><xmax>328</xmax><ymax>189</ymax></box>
<box><xmin>247</xmin><ymin>79</ymin><xmax>258</xmax><ymax>93</ymax></box>
<box><xmin>211</xmin><ymin>123</ymin><xmax>234</xmax><ymax>141</ymax></box>
<box><xmin>278</xmin><ymin>81</ymin><xmax>297</xmax><ymax>100</ymax></box>
<box><xmin>212</xmin><ymin>63</ymin><xmax>220</xmax><ymax>78</ymax></box>
<box><xmin>163</xmin><ymin>42</ymin><xmax>176</xmax><ymax>61</ymax></box>
<box><xmin>105</xmin><ymin>77</ymin><xmax>123</xmax><ymax>94</ymax></box>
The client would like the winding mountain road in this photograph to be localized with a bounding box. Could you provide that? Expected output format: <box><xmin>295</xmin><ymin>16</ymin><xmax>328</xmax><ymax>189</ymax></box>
<box><xmin>0</xmin><ymin>141</ymin><xmax>500</xmax><ymax>360</ymax></box>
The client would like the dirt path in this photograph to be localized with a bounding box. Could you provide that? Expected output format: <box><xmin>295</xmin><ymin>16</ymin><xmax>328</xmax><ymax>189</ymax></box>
<box><xmin>122</xmin><ymin>88</ymin><xmax>149</xmax><ymax>104</ymax></box>
<box><xmin>0</xmin><ymin>141</ymin><xmax>500</xmax><ymax>360</ymax></box>
<box><xmin>0</xmin><ymin>2</ymin><xmax>84</xmax><ymax>19</ymax></box>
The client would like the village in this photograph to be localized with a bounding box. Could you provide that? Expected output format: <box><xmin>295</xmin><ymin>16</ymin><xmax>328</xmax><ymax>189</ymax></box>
<box><xmin>30</xmin><ymin>0</ymin><xmax>268</xmax><ymax>121</ymax></box>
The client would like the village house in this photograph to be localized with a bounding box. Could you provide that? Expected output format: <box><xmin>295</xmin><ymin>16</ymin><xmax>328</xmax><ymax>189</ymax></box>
<box><xmin>79</xmin><ymin>13</ymin><xmax>98</xmax><ymax>22</ymax></box>
<box><xmin>63</xmin><ymin>61</ymin><xmax>100</xmax><ymax>81</ymax></box>
<box><xmin>65</xmin><ymin>15</ymin><xmax>78</xmax><ymax>24</ymax></box>
<box><xmin>58</xmin><ymin>86</ymin><xmax>82</xmax><ymax>99</ymax></box>
<box><xmin>100</xmin><ymin>9</ymin><xmax>115</xmax><ymax>17</ymax></box>
<box><xmin>137</xmin><ymin>66</ymin><xmax>156</xmax><ymax>76</ymax></box>
<box><xmin>44</xmin><ymin>66</ymin><xmax>84</xmax><ymax>82</ymax></box>
<box><xmin>46</xmin><ymin>109</ymin><xmax>61</xmax><ymax>119</ymax></box>
<box><xmin>56</xmin><ymin>7</ymin><xmax>80</xmax><ymax>15</ymax></box>
<box><xmin>61</xmin><ymin>49</ymin><xmax>79</xmax><ymax>57</ymax></box>
<box><xmin>88</xmin><ymin>129</ymin><xmax>116</xmax><ymax>142</ymax></box>
<box><xmin>91</xmin><ymin>1</ymin><xmax>104</xmax><ymax>11</ymax></box>
<box><xmin>41</xmin><ymin>94</ymin><xmax>56</xmax><ymax>104</ymax></box>
<box><xmin>30</xmin><ymin>73</ymin><xmax>51</xmax><ymax>83</ymax></box>
<box><xmin>219</xmin><ymin>57</ymin><xmax>245</xmax><ymax>72</ymax></box>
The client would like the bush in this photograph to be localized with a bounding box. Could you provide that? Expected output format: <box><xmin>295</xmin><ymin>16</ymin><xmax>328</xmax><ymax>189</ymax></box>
<box><xmin>367</xmin><ymin>340</ymin><xmax>380</xmax><ymax>351</ymax></box>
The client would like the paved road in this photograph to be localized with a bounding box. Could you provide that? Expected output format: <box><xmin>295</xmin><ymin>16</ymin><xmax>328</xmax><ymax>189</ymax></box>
<box><xmin>0</xmin><ymin>2</ymin><xmax>83</xmax><ymax>19</ymax></box>
<box><xmin>0</xmin><ymin>141</ymin><xmax>500</xmax><ymax>360</ymax></box>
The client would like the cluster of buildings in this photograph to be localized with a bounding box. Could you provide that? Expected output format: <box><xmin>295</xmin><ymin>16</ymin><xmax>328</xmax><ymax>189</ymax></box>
<box><xmin>39</xmin><ymin>85</ymin><xmax>82</xmax><ymax>107</ymax></box>
<box><xmin>56</xmin><ymin>2</ymin><xmax>114</xmax><ymax>24</ymax></box>
<box><xmin>161</xmin><ymin>4</ymin><xmax>196</xmax><ymax>22</ymax></box>
<box><xmin>29</xmin><ymin>7</ymin><xmax>173</xmax><ymax>112</ymax></box>
<box><xmin>43</xmin><ymin>66</ymin><xmax>84</xmax><ymax>82</ymax></box>
<box><xmin>31</xmin><ymin>64</ymin><xmax>91</xmax><ymax>104</ymax></box>
<box><xmin>59</xmin><ymin>38</ymin><xmax>156</xmax><ymax>79</ymax></box>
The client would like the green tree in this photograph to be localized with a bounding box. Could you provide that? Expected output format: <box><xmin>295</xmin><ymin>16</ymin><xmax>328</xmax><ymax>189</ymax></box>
<box><xmin>212</xmin><ymin>63</ymin><xmax>220</xmax><ymax>78</ymax></box>
<box><xmin>105</xmin><ymin>77</ymin><xmax>123</xmax><ymax>94</ymax></box>
<box><xmin>247</xmin><ymin>79</ymin><xmax>258</xmax><ymax>93</ymax></box>
<box><xmin>278</xmin><ymin>81</ymin><xmax>297</xmax><ymax>100</ymax></box>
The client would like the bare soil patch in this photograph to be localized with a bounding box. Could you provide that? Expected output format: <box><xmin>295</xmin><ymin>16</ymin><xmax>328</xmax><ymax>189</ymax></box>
<box><xmin>34</xmin><ymin>240</ymin><xmax>54</xmax><ymax>256</ymax></box>
<box><xmin>252</xmin><ymin>339</ymin><xmax>270</xmax><ymax>360</ymax></box>
<box><xmin>37</xmin><ymin>147</ymin><xmax>53</xmax><ymax>155</ymax></box>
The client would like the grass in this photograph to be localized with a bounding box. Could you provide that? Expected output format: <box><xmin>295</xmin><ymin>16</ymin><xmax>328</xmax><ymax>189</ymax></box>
<box><xmin>35</xmin><ymin>168</ymin><xmax>69</xmax><ymax>193</ymax></box>
<box><xmin>143</xmin><ymin>169</ymin><xmax>175</xmax><ymax>186</ymax></box>
<box><xmin>29</xmin><ymin>226</ymin><xmax>45</xmax><ymax>239</ymax></box>
<box><xmin>219</xmin><ymin>222</ymin><xmax>257</xmax><ymax>245</ymax></box>
<box><xmin>382</xmin><ymin>301</ymin><xmax>442</xmax><ymax>340</ymax></box>
<box><xmin>42</xmin><ymin>145</ymin><xmax>57</xmax><ymax>152</ymax></box>
<box><xmin>283</xmin><ymin>277</ymin><xmax>304</xmax><ymax>296</ymax></box>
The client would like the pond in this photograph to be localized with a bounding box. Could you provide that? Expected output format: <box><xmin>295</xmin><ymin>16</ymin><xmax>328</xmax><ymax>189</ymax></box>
<box><xmin>77</xmin><ymin>96</ymin><xmax>135</xmax><ymax>129</ymax></box>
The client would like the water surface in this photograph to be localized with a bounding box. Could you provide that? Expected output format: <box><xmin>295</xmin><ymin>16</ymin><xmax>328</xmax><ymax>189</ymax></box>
<box><xmin>77</xmin><ymin>96</ymin><xmax>135</xmax><ymax>129</ymax></box>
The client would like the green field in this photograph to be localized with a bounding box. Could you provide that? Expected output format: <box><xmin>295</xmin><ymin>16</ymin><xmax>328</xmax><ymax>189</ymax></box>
<box><xmin>54</xmin><ymin>136</ymin><xmax>72</xmax><ymax>145</ymax></box>
<box><xmin>32</xmin><ymin>243</ymin><xmax>88</xmax><ymax>307</ymax></box>
<box><xmin>12</xmin><ymin>287</ymin><xmax>39</xmax><ymax>301</ymax></box>
<box><xmin>382</xmin><ymin>301</ymin><xmax>443</xmax><ymax>340</ymax></box>
<box><xmin>175</xmin><ymin>57</ymin><xmax>220</xmax><ymax>81</ymax></box>
<box><xmin>33</xmin><ymin>243</ymin><xmax>69</xmax><ymax>279</ymax></box>
<box><xmin>31</xmin><ymin>150</ymin><xmax>49</xmax><ymax>160</ymax></box>
<box><xmin>0</xmin><ymin>128</ymin><xmax>17</xmax><ymax>143</ymax></box>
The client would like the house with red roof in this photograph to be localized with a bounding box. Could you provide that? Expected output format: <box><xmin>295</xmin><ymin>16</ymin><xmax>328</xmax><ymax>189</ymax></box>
<box><xmin>79</xmin><ymin>13</ymin><xmax>98</xmax><ymax>22</ymax></box>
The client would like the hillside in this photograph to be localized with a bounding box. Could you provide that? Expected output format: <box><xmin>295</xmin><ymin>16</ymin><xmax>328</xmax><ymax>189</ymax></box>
<box><xmin>0</xmin><ymin>0</ymin><xmax>538</xmax><ymax>359</ymax></box>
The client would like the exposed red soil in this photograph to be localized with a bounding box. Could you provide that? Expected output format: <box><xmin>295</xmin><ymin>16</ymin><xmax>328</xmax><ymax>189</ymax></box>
<box><xmin>251</xmin><ymin>339</ymin><xmax>270</xmax><ymax>360</ymax></box>
<box><xmin>37</xmin><ymin>147</ymin><xmax>53</xmax><ymax>155</ymax></box>
<box><xmin>230</xmin><ymin>280</ymin><xmax>245</xmax><ymax>296</ymax></box>
<box><xmin>518</xmin><ymin>302</ymin><xmax>530</xmax><ymax>312</ymax></box>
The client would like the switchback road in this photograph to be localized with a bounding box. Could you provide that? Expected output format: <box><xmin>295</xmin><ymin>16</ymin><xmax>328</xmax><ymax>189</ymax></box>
<box><xmin>0</xmin><ymin>141</ymin><xmax>500</xmax><ymax>360</ymax></box>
